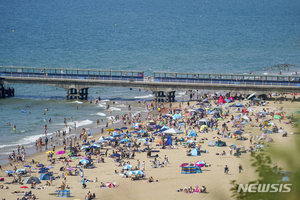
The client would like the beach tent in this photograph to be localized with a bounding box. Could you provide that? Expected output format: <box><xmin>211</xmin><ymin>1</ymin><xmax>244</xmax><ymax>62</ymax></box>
<box><xmin>190</xmin><ymin>148</ymin><xmax>201</xmax><ymax>156</ymax></box>
<box><xmin>198</xmin><ymin>119</ymin><xmax>210</xmax><ymax>127</ymax></box>
<box><xmin>187</xmin><ymin>130</ymin><xmax>197</xmax><ymax>137</ymax></box>
<box><xmin>200</xmin><ymin>125</ymin><xmax>208</xmax><ymax>131</ymax></box>
<box><xmin>163</xmin><ymin>128</ymin><xmax>182</xmax><ymax>134</ymax></box>
<box><xmin>265</xmin><ymin>137</ymin><xmax>273</xmax><ymax>142</ymax></box>
<box><xmin>267</xmin><ymin>130</ymin><xmax>273</xmax><ymax>134</ymax></box>
<box><xmin>23</xmin><ymin>176</ymin><xmax>41</xmax><ymax>184</ymax></box>
<box><xmin>57</xmin><ymin>190</ymin><xmax>71</xmax><ymax>197</ymax></box>
<box><xmin>214</xmin><ymin>140</ymin><xmax>227</xmax><ymax>147</ymax></box>
<box><xmin>208</xmin><ymin>140</ymin><xmax>214</xmax><ymax>146</ymax></box>
<box><xmin>39</xmin><ymin>173</ymin><xmax>55</xmax><ymax>180</ymax></box>
<box><xmin>228</xmin><ymin>96</ymin><xmax>235</xmax><ymax>101</ymax></box>
<box><xmin>217</xmin><ymin>96</ymin><xmax>226</xmax><ymax>105</ymax></box>
<box><xmin>166</xmin><ymin>135</ymin><xmax>172</xmax><ymax>146</ymax></box>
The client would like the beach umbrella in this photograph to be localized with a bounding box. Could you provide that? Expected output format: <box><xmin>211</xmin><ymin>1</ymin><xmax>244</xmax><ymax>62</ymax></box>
<box><xmin>20</xmin><ymin>186</ymin><xmax>28</xmax><ymax>189</ymax></box>
<box><xmin>106</xmin><ymin>129</ymin><xmax>114</xmax><ymax>131</ymax></box>
<box><xmin>66</xmin><ymin>167</ymin><xmax>74</xmax><ymax>171</ymax></box>
<box><xmin>111</xmin><ymin>153</ymin><xmax>120</xmax><ymax>157</ymax></box>
<box><xmin>126</xmin><ymin>142</ymin><xmax>132</xmax><ymax>147</ymax></box>
<box><xmin>230</xmin><ymin>144</ymin><xmax>236</xmax><ymax>148</ymax></box>
<box><xmin>155</xmin><ymin>140</ymin><xmax>163</xmax><ymax>144</ymax></box>
<box><xmin>81</xmin><ymin>146</ymin><xmax>89</xmax><ymax>150</ymax></box>
<box><xmin>278</xmin><ymin>130</ymin><xmax>285</xmax><ymax>133</ymax></box>
<box><xmin>107</xmin><ymin>136</ymin><xmax>114</xmax><ymax>139</ymax></box>
<box><xmin>175</xmin><ymin>109</ymin><xmax>182</xmax><ymax>111</ymax></box>
<box><xmin>195</xmin><ymin>161</ymin><xmax>206</xmax><ymax>168</ymax></box>
<box><xmin>236</xmin><ymin>145</ymin><xmax>244</xmax><ymax>149</ymax></box>
<box><xmin>37</xmin><ymin>164</ymin><xmax>44</xmax><ymax>167</ymax></box>
<box><xmin>126</xmin><ymin>171</ymin><xmax>135</xmax><ymax>175</ymax></box>
<box><xmin>56</xmin><ymin>151</ymin><xmax>65</xmax><ymax>155</ymax></box>
<box><xmin>186</xmin><ymin>140</ymin><xmax>196</xmax><ymax>144</ymax></box>
<box><xmin>46</xmin><ymin>151</ymin><xmax>55</xmax><ymax>154</ymax></box>
<box><xmin>180</xmin><ymin>163</ymin><xmax>189</xmax><ymax>167</ymax></box>
<box><xmin>121</xmin><ymin>127</ymin><xmax>128</xmax><ymax>129</ymax></box>
<box><xmin>5</xmin><ymin>170</ymin><xmax>13</xmax><ymax>174</ymax></box>
<box><xmin>65</xmin><ymin>146</ymin><xmax>75</xmax><ymax>150</ymax></box>
<box><xmin>46</xmin><ymin>166</ymin><xmax>54</xmax><ymax>169</ymax></box>
<box><xmin>23</xmin><ymin>165</ymin><xmax>31</xmax><ymax>168</ymax></box>
<box><xmin>247</xmin><ymin>109</ymin><xmax>254</xmax><ymax>112</ymax></box>
<box><xmin>17</xmin><ymin>169</ymin><xmax>26</xmax><ymax>173</ymax></box>
<box><xmin>80</xmin><ymin>159</ymin><xmax>89</xmax><ymax>164</ymax></box>
<box><xmin>155</xmin><ymin>125</ymin><xmax>162</xmax><ymax>129</ymax></box>
<box><xmin>257</xmin><ymin>144</ymin><xmax>265</xmax><ymax>148</ymax></box>
<box><xmin>185</xmin><ymin>113</ymin><xmax>191</xmax><ymax>116</ymax></box>
<box><xmin>212</xmin><ymin>137</ymin><xmax>220</xmax><ymax>140</ymax></box>
<box><xmin>234</xmin><ymin>130</ymin><xmax>243</xmax><ymax>135</ymax></box>
<box><xmin>134</xmin><ymin>170</ymin><xmax>144</xmax><ymax>175</ymax></box>
<box><xmin>114</xmin><ymin>129</ymin><xmax>121</xmax><ymax>131</ymax></box>
<box><xmin>123</xmin><ymin>165</ymin><xmax>133</xmax><ymax>170</ymax></box>
<box><xmin>195</xmin><ymin>144</ymin><xmax>201</xmax><ymax>147</ymax></box>
<box><xmin>90</xmin><ymin>144</ymin><xmax>100</xmax><ymax>148</ymax></box>
<box><xmin>139</xmin><ymin>138</ymin><xmax>146</xmax><ymax>142</ymax></box>
<box><xmin>120</xmin><ymin>139</ymin><xmax>129</xmax><ymax>143</ymax></box>
<box><xmin>106</xmin><ymin>182</ymin><xmax>115</xmax><ymax>188</ymax></box>
<box><xmin>71</xmin><ymin>157</ymin><xmax>79</xmax><ymax>160</ymax></box>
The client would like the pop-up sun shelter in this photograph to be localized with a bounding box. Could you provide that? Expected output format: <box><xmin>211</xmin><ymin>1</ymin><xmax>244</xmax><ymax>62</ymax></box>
<box><xmin>23</xmin><ymin>176</ymin><xmax>41</xmax><ymax>184</ymax></box>
<box><xmin>190</xmin><ymin>148</ymin><xmax>201</xmax><ymax>156</ymax></box>
<box><xmin>187</xmin><ymin>130</ymin><xmax>197</xmax><ymax>137</ymax></box>
<box><xmin>39</xmin><ymin>173</ymin><xmax>55</xmax><ymax>180</ymax></box>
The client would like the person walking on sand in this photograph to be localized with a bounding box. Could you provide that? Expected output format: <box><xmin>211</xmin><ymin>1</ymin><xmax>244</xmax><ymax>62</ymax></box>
<box><xmin>239</xmin><ymin>164</ymin><xmax>243</xmax><ymax>173</ymax></box>
<box><xmin>224</xmin><ymin>165</ymin><xmax>229</xmax><ymax>175</ymax></box>
<box><xmin>142</xmin><ymin>161</ymin><xmax>145</xmax><ymax>171</ymax></box>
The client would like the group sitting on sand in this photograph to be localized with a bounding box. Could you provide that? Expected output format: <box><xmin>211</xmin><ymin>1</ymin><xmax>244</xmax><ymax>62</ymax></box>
<box><xmin>178</xmin><ymin>185</ymin><xmax>206</xmax><ymax>193</ymax></box>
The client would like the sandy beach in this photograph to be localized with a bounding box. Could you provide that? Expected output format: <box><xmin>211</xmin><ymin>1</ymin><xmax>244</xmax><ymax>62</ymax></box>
<box><xmin>0</xmin><ymin>94</ymin><xmax>299</xmax><ymax>200</ymax></box>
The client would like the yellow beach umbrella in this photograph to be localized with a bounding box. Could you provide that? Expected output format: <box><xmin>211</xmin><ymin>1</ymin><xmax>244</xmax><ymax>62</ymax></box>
<box><xmin>106</xmin><ymin>129</ymin><xmax>114</xmax><ymax>132</ymax></box>
<box><xmin>46</xmin><ymin>151</ymin><xmax>55</xmax><ymax>154</ymax></box>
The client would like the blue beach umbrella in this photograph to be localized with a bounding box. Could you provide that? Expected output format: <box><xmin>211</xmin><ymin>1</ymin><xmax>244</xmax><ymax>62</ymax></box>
<box><xmin>80</xmin><ymin>159</ymin><xmax>89</xmax><ymax>164</ymax></box>
<box><xmin>121</xmin><ymin>127</ymin><xmax>128</xmax><ymax>129</ymax></box>
<box><xmin>133</xmin><ymin>170</ymin><xmax>144</xmax><ymax>175</ymax></box>
<box><xmin>5</xmin><ymin>170</ymin><xmax>13</xmax><ymax>174</ymax></box>
<box><xmin>111</xmin><ymin>153</ymin><xmax>120</xmax><ymax>157</ymax></box>
<box><xmin>81</xmin><ymin>146</ymin><xmax>89</xmax><ymax>150</ymax></box>
<box><xmin>123</xmin><ymin>165</ymin><xmax>133</xmax><ymax>170</ymax></box>
<box><xmin>37</xmin><ymin>164</ymin><xmax>44</xmax><ymax>167</ymax></box>
<box><xmin>126</xmin><ymin>171</ymin><xmax>135</xmax><ymax>175</ymax></box>
<box><xmin>23</xmin><ymin>165</ymin><xmax>31</xmax><ymax>168</ymax></box>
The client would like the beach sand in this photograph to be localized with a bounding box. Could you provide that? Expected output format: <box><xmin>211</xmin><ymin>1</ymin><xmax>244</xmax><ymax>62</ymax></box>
<box><xmin>0</xmin><ymin>96</ymin><xmax>299</xmax><ymax>200</ymax></box>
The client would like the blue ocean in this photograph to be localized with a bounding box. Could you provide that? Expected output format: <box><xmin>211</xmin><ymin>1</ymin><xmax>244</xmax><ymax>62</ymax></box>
<box><xmin>0</xmin><ymin>0</ymin><xmax>299</xmax><ymax>164</ymax></box>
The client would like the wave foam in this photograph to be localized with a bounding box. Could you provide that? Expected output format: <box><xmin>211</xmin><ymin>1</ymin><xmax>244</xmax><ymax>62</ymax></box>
<box><xmin>91</xmin><ymin>112</ymin><xmax>106</xmax><ymax>116</ymax></box>
<box><xmin>134</xmin><ymin>94</ymin><xmax>153</xmax><ymax>99</ymax></box>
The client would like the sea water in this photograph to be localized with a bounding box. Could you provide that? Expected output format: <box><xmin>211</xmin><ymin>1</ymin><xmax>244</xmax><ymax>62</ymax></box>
<box><xmin>0</xmin><ymin>0</ymin><xmax>299</xmax><ymax>164</ymax></box>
